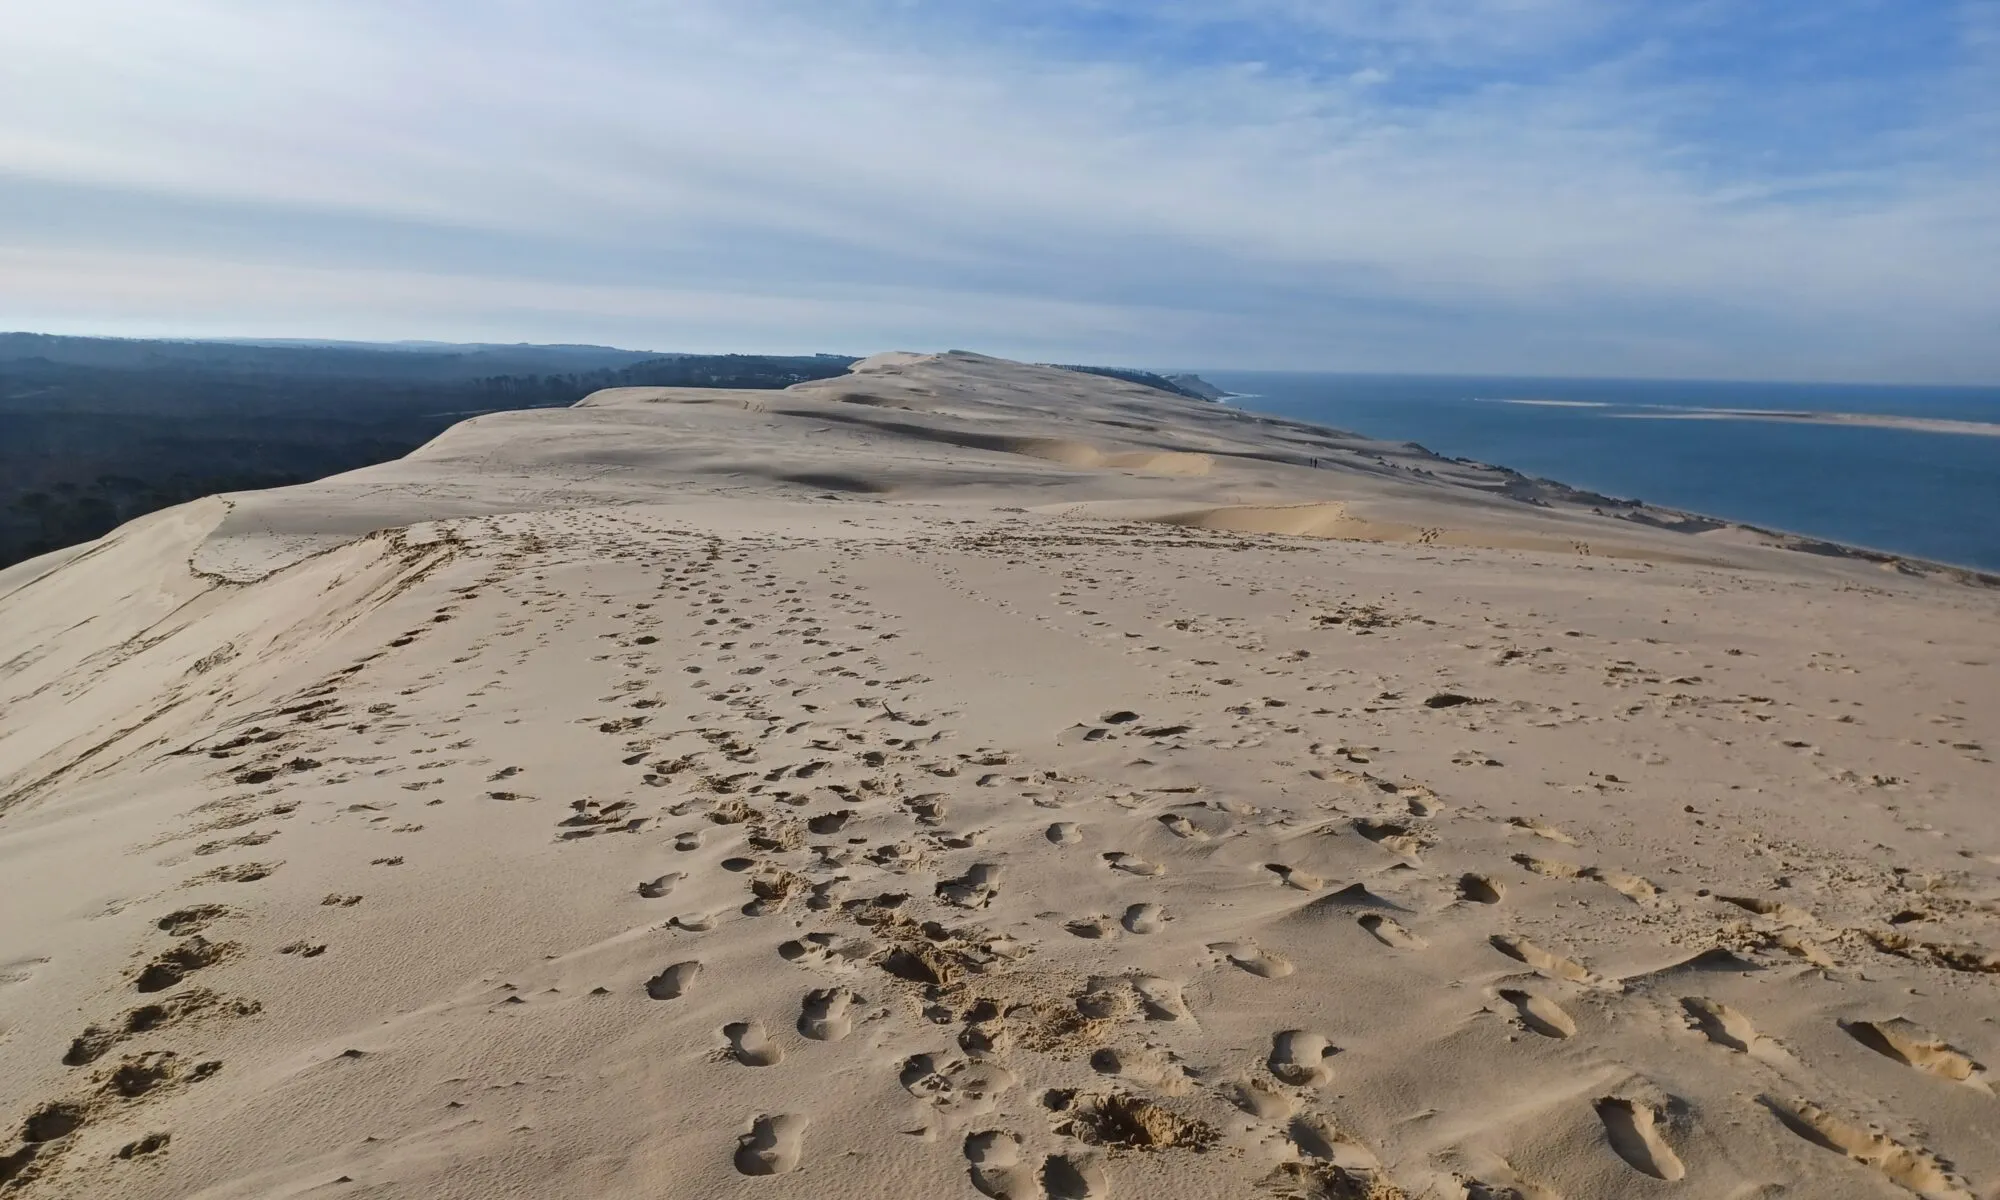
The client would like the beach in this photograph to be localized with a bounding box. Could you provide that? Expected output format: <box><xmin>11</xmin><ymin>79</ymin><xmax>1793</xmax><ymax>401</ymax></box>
<box><xmin>2</xmin><ymin>352</ymin><xmax>1997</xmax><ymax>1199</ymax></box>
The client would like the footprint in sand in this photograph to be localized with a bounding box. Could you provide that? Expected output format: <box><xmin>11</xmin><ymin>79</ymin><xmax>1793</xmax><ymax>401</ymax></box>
<box><xmin>1507</xmin><ymin>817</ymin><xmax>1578</xmax><ymax>846</ymax></box>
<box><xmin>19</xmin><ymin>1100</ymin><xmax>87</xmax><ymax>1143</ymax></box>
<box><xmin>965</xmin><ymin>1131</ymin><xmax>1035</xmax><ymax>1200</ymax></box>
<box><xmin>1498</xmin><ymin>989</ymin><xmax>1577</xmax><ymax>1039</ymax></box>
<box><xmin>1265</xmin><ymin>864</ymin><xmax>1323</xmax><ymax>891</ymax></box>
<box><xmin>734</xmin><ymin>1113</ymin><xmax>807</xmax><ymax>1176</ymax></box>
<box><xmin>1357</xmin><ymin>913</ymin><xmax>1427</xmax><ymax>950</ymax></box>
<box><xmin>1490</xmin><ymin>934</ymin><xmax>1591</xmax><ymax>983</ymax></box>
<box><xmin>1226</xmin><ymin>1078</ymin><xmax>1296</xmax><ymax>1120</ymax></box>
<box><xmin>901</xmin><ymin>1054</ymin><xmax>1017</xmax><ymax>1115</ymax></box>
<box><xmin>1268</xmin><ymin>1029</ymin><xmax>1337</xmax><ymax>1086</ymax></box>
<box><xmin>1594</xmin><ymin>1097</ymin><xmax>1686</xmax><ymax>1182</ymax></box>
<box><xmin>675</xmin><ymin>831</ymin><xmax>702</xmax><ymax>852</ymax></box>
<box><xmin>1063</xmin><ymin>916</ymin><xmax>1114</xmax><ymax>939</ymax></box>
<box><xmin>187</xmin><ymin>861</ymin><xmax>278</xmax><ymax>885</ymax></box>
<box><xmin>1458</xmin><ymin>873</ymin><xmax>1505</xmax><ymax>904</ymax></box>
<box><xmin>116</xmin><ymin>1132</ymin><xmax>171</xmax><ymax>1161</ymax></box>
<box><xmin>779</xmin><ymin>932</ymin><xmax>875</xmax><ymax>970</ymax></box>
<box><xmin>938</xmin><ymin>863</ymin><xmax>1003</xmax><ymax>909</ymax></box>
<box><xmin>1212</xmin><ymin>942</ymin><xmax>1294</xmax><ymax>979</ymax></box>
<box><xmin>1351</xmin><ymin>819</ymin><xmax>1428</xmax><ymax>859</ymax></box>
<box><xmin>1043</xmin><ymin>1153</ymin><xmax>1109</xmax><ymax>1199</ymax></box>
<box><xmin>1133</xmin><ymin>975</ymin><xmax>1191</xmax><ymax>1022</ymax></box>
<box><xmin>798</xmin><ymin>987</ymin><xmax>860</xmax><ymax>1041</ymax></box>
<box><xmin>637</xmin><ymin>873</ymin><xmax>684</xmax><ymax>899</ymax></box>
<box><xmin>1716</xmin><ymin>894</ymin><xmax>1814</xmax><ymax>927</ymax></box>
<box><xmin>1076</xmin><ymin>975</ymin><xmax>1184</xmax><ymax>1023</ymax></box>
<box><xmin>67</xmin><ymin>990</ymin><xmax>259</xmax><ymax>1066</ymax></box>
<box><xmin>1762</xmin><ymin>1097</ymin><xmax>1973</xmax><ymax>1197</ymax></box>
<box><xmin>1513</xmin><ymin>854</ymin><xmax>1583</xmax><ymax>880</ymax></box>
<box><xmin>645</xmin><ymin>960</ymin><xmax>702</xmax><ymax>1000</ymax></box>
<box><xmin>135</xmin><ymin>939</ymin><xmax>238</xmax><ymax>993</ymax></box>
<box><xmin>1103</xmin><ymin>852</ymin><xmax>1164</xmax><ymax>877</ymax></box>
<box><xmin>1842</xmin><ymin>1018</ymin><xmax>1987</xmax><ymax>1088</ymax></box>
<box><xmin>1157</xmin><ymin>813</ymin><xmax>1207</xmax><ymax>840</ymax></box>
<box><xmin>1090</xmin><ymin>1045</ymin><xmax>1188</xmax><ymax>1093</ymax></box>
<box><xmin>722</xmin><ymin>1020</ymin><xmax>782</xmax><ymax>1066</ymax></box>
<box><xmin>1682</xmin><ymin>997</ymin><xmax>1785</xmax><ymax>1060</ymax></box>
<box><xmin>1120</xmin><ymin>903</ymin><xmax>1165</xmax><ymax>934</ymax></box>
<box><xmin>1047</xmin><ymin>822</ymin><xmax>1082</xmax><ymax>846</ymax></box>
<box><xmin>1584</xmin><ymin>867</ymin><xmax>1661</xmax><ymax>904</ymax></box>
<box><xmin>959</xmin><ymin>1020</ymin><xmax>1007</xmax><ymax>1057</ymax></box>
<box><xmin>1286</xmin><ymin>1114</ymin><xmax>1374</xmax><ymax>1167</ymax></box>
<box><xmin>807</xmin><ymin>809</ymin><xmax>854</xmax><ymax>835</ymax></box>
<box><xmin>156</xmin><ymin>906</ymin><xmax>232</xmax><ymax>937</ymax></box>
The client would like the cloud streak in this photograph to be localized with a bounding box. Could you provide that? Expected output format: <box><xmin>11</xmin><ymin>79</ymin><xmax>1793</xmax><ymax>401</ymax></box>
<box><xmin>1</xmin><ymin>0</ymin><xmax>1994</xmax><ymax>379</ymax></box>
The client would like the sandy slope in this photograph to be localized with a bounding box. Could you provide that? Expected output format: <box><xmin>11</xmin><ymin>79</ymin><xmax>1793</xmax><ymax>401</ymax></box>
<box><xmin>2</xmin><ymin>353</ymin><xmax>1997</xmax><ymax>1200</ymax></box>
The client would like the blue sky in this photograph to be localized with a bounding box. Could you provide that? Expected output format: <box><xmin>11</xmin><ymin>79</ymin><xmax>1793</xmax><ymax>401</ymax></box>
<box><xmin>2</xmin><ymin>0</ymin><xmax>1996</xmax><ymax>380</ymax></box>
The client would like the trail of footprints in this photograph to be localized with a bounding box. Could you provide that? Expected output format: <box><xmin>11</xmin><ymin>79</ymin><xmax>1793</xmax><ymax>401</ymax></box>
<box><xmin>543</xmin><ymin>541</ymin><xmax>1427</xmax><ymax>1193</ymax></box>
<box><xmin>0</xmin><ymin>658</ymin><xmax>382</xmax><ymax>1185</ymax></box>
<box><xmin>592</xmin><ymin>522</ymin><xmax>1994</xmax><ymax>1198</ymax></box>
<box><xmin>516</xmin><ymin>521</ymin><xmax>1990</xmax><ymax>1197</ymax></box>
<box><xmin>8</xmin><ymin>512</ymin><xmax>1994</xmax><ymax>1199</ymax></box>
<box><xmin>2</xmin><ymin>531</ymin><xmax>541</xmax><ymax>1189</ymax></box>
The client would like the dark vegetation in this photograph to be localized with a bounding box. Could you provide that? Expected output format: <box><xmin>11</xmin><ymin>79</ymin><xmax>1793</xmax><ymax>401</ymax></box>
<box><xmin>1046</xmin><ymin>363</ymin><xmax>1226</xmax><ymax>402</ymax></box>
<box><xmin>0</xmin><ymin>335</ymin><xmax>857</xmax><ymax>570</ymax></box>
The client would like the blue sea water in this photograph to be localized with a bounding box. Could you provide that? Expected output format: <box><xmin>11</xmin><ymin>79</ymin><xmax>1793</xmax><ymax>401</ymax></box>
<box><xmin>1199</xmin><ymin>372</ymin><xmax>2000</xmax><ymax>574</ymax></box>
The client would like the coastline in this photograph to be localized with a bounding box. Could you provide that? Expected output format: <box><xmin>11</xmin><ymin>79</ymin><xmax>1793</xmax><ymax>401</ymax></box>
<box><xmin>1203</xmin><ymin>370</ymin><xmax>2000</xmax><ymax>581</ymax></box>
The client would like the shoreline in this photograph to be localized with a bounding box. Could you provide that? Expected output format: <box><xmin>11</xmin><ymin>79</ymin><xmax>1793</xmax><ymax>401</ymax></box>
<box><xmin>1607</xmin><ymin>406</ymin><xmax>2000</xmax><ymax>437</ymax></box>
<box><xmin>1201</xmin><ymin>375</ymin><xmax>2000</xmax><ymax>583</ymax></box>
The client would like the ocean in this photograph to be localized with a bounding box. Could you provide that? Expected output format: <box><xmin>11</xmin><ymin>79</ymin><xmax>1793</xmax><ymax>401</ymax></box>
<box><xmin>1199</xmin><ymin>371</ymin><xmax>2000</xmax><ymax>574</ymax></box>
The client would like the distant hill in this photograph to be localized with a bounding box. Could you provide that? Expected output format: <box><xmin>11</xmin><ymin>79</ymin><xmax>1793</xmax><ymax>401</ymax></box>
<box><xmin>1045</xmin><ymin>363</ymin><xmax>1226</xmax><ymax>402</ymax></box>
<box><xmin>0</xmin><ymin>333</ymin><xmax>670</xmax><ymax>380</ymax></box>
<box><xmin>1159</xmin><ymin>372</ymin><xmax>1228</xmax><ymax>401</ymax></box>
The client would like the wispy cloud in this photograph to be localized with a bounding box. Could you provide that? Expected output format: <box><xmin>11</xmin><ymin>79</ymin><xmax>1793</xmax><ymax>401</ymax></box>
<box><xmin>0</xmin><ymin>0</ymin><xmax>1994</xmax><ymax>378</ymax></box>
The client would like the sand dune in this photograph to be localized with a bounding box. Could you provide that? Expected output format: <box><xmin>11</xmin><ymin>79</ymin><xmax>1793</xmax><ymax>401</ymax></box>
<box><xmin>2</xmin><ymin>353</ymin><xmax>1997</xmax><ymax>1199</ymax></box>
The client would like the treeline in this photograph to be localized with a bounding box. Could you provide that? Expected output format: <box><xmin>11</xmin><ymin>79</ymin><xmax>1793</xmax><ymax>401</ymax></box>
<box><xmin>0</xmin><ymin>332</ymin><xmax>666</xmax><ymax>379</ymax></box>
<box><xmin>0</xmin><ymin>342</ymin><xmax>857</xmax><ymax>570</ymax></box>
<box><xmin>1046</xmin><ymin>363</ymin><xmax>1224</xmax><ymax>402</ymax></box>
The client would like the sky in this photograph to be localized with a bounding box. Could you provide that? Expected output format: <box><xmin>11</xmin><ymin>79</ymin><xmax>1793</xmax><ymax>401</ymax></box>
<box><xmin>2</xmin><ymin>0</ymin><xmax>1997</xmax><ymax>381</ymax></box>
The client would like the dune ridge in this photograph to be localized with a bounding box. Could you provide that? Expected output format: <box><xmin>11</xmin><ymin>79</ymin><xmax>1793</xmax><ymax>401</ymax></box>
<box><xmin>1</xmin><ymin>352</ymin><xmax>1996</xmax><ymax>1199</ymax></box>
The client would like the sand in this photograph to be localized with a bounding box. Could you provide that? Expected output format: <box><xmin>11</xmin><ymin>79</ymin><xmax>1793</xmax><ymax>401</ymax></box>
<box><xmin>1608</xmin><ymin>408</ymin><xmax>2000</xmax><ymax>438</ymax></box>
<box><xmin>1</xmin><ymin>352</ymin><xmax>1996</xmax><ymax>1199</ymax></box>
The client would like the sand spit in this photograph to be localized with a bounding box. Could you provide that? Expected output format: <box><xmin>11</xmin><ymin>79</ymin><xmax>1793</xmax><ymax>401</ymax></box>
<box><xmin>1</xmin><ymin>352</ymin><xmax>1997</xmax><ymax>1199</ymax></box>
<box><xmin>1611</xmin><ymin>407</ymin><xmax>2000</xmax><ymax>439</ymax></box>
